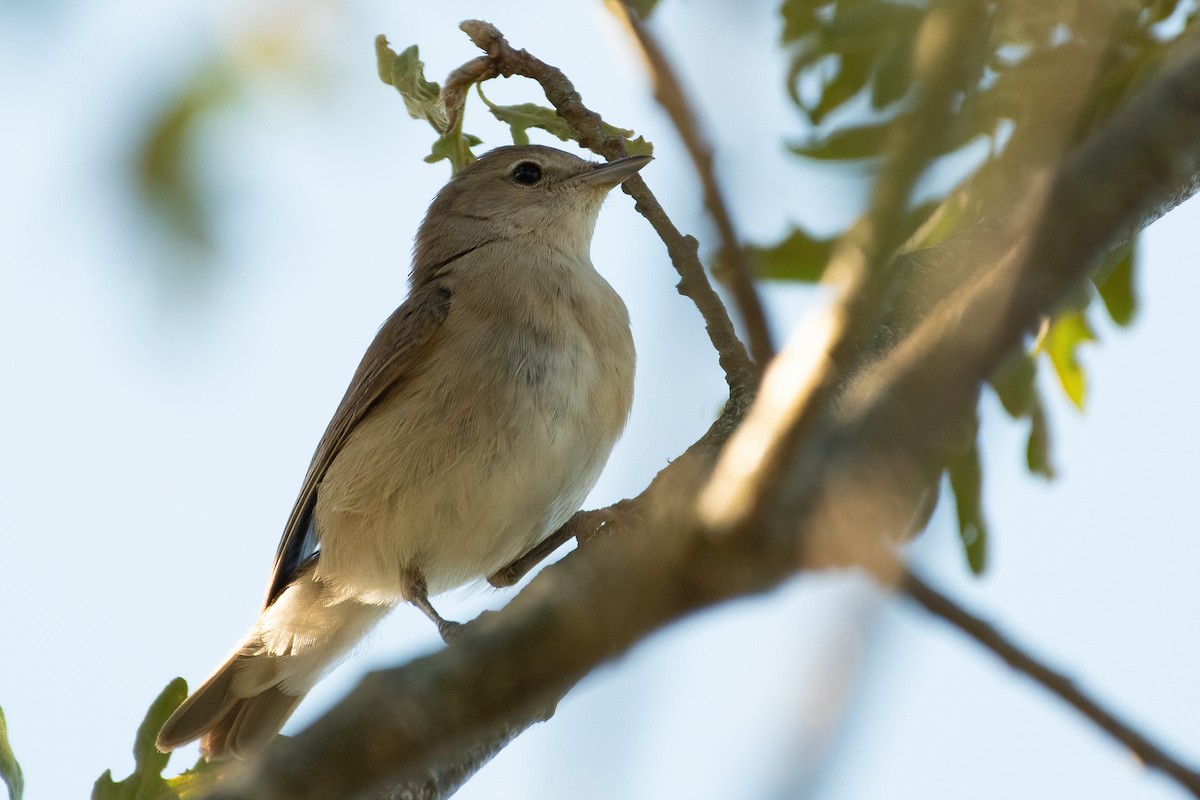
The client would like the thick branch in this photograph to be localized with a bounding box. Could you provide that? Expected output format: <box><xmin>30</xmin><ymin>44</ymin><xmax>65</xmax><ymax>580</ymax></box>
<box><xmin>204</xmin><ymin>22</ymin><xmax>1200</xmax><ymax>800</ymax></box>
<box><xmin>901</xmin><ymin>568</ymin><xmax>1200</xmax><ymax>795</ymax></box>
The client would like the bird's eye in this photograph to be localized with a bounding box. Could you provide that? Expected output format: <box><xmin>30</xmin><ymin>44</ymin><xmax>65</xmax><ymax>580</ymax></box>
<box><xmin>510</xmin><ymin>161</ymin><xmax>543</xmax><ymax>185</ymax></box>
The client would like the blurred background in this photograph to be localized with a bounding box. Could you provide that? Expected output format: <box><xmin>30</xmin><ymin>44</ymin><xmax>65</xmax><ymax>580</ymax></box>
<box><xmin>3</xmin><ymin>1</ymin><xmax>1199</xmax><ymax>798</ymax></box>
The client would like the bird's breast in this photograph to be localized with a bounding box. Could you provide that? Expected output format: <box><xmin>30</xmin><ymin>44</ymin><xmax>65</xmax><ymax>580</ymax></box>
<box><xmin>314</xmin><ymin>258</ymin><xmax>635</xmax><ymax>597</ymax></box>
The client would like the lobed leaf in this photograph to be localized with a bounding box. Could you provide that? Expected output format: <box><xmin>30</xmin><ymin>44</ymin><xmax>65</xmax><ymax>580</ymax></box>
<box><xmin>1039</xmin><ymin>310</ymin><xmax>1096</xmax><ymax>410</ymax></box>
<box><xmin>375</xmin><ymin>37</ymin><xmax>480</xmax><ymax>173</ymax></box>
<box><xmin>92</xmin><ymin>679</ymin><xmax>195</xmax><ymax>800</ymax></box>
<box><xmin>481</xmin><ymin>95</ymin><xmax>653</xmax><ymax>157</ymax></box>
<box><xmin>0</xmin><ymin>705</ymin><xmax>22</xmax><ymax>800</ymax></box>
<box><xmin>375</xmin><ymin>39</ymin><xmax>447</xmax><ymax>131</ymax></box>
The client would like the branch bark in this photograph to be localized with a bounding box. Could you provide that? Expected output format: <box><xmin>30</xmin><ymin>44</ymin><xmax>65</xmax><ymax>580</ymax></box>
<box><xmin>613</xmin><ymin>2</ymin><xmax>775</xmax><ymax>370</ymax></box>
<box><xmin>900</xmin><ymin>568</ymin><xmax>1200</xmax><ymax>796</ymax></box>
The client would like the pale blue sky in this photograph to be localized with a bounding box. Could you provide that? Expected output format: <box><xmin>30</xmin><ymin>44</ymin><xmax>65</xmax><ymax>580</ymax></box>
<box><xmin>3</xmin><ymin>2</ymin><xmax>1198</xmax><ymax>799</ymax></box>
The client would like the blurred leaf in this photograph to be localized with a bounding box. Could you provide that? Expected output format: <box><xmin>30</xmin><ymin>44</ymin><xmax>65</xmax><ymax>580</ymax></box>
<box><xmin>92</xmin><ymin>679</ymin><xmax>191</xmax><ymax>800</ymax></box>
<box><xmin>990</xmin><ymin>350</ymin><xmax>1037</xmax><ymax>418</ymax></box>
<box><xmin>0</xmin><ymin>705</ymin><xmax>22</xmax><ymax>800</ymax></box>
<box><xmin>810</xmin><ymin>48</ymin><xmax>875</xmax><ymax>124</ymax></box>
<box><xmin>870</xmin><ymin>31</ymin><xmax>913</xmax><ymax>109</ymax></box>
<box><xmin>947</xmin><ymin>414</ymin><xmax>989</xmax><ymax>575</ymax></box>
<box><xmin>1027</xmin><ymin>403</ymin><xmax>1055</xmax><ymax>478</ymax></box>
<box><xmin>1093</xmin><ymin>239</ymin><xmax>1138</xmax><ymax>326</ymax></box>
<box><xmin>481</xmin><ymin>95</ymin><xmax>653</xmax><ymax>156</ymax></box>
<box><xmin>622</xmin><ymin>0</ymin><xmax>662</xmax><ymax>19</ymax></box>
<box><xmin>785</xmin><ymin>0</ymin><xmax>923</xmax><ymax>120</ymax></box>
<box><xmin>989</xmin><ymin>349</ymin><xmax>1055</xmax><ymax>478</ymax></box>
<box><xmin>789</xmin><ymin>121</ymin><xmax>891</xmax><ymax>160</ymax></box>
<box><xmin>747</xmin><ymin>225</ymin><xmax>834</xmax><ymax>282</ymax></box>
<box><xmin>135</xmin><ymin>65</ymin><xmax>235</xmax><ymax>252</ymax></box>
<box><xmin>780</xmin><ymin>0</ymin><xmax>825</xmax><ymax>43</ymax></box>
<box><xmin>1039</xmin><ymin>310</ymin><xmax>1096</xmax><ymax>410</ymax></box>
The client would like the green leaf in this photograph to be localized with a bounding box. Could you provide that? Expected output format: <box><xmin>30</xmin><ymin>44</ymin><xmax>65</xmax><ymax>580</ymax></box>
<box><xmin>947</xmin><ymin>415</ymin><xmax>989</xmax><ymax>575</ymax></box>
<box><xmin>480</xmin><ymin>95</ymin><xmax>653</xmax><ymax>156</ymax></box>
<box><xmin>989</xmin><ymin>348</ymin><xmax>1055</xmax><ymax>479</ymax></box>
<box><xmin>424</xmin><ymin>130</ymin><xmax>483</xmax><ymax>167</ymax></box>
<box><xmin>870</xmin><ymin>31</ymin><xmax>913</xmax><ymax>109</ymax></box>
<box><xmin>622</xmin><ymin>0</ymin><xmax>662</xmax><ymax>20</ymax></box>
<box><xmin>1026</xmin><ymin>403</ymin><xmax>1055</xmax><ymax>478</ymax></box>
<box><xmin>1039</xmin><ymin>310</ymin><xmax>1096</xmax><ymax>410</ymax></box>
<box><xmin>135</xmin><ymin>64</ymin><xmax>235</xmax><ymax>253</ymax></box>
<box><xmin>810</xmin><ymin>48</ymin><xmax>876</xmax><ymax>124</ymax></box>
<box><xmin>780</xmin><ymin>0</ymin><xmax>824</xmax><ymax>43</ymax></box>
<box><xmin>0</xmin><ymin>705</ymin><xmax>23</xmax><ymax>800</ymax></box>
<box><xmin>789</xmin><ymin>121</ymin><xmax>891</xmax><ymax>160</ymax></box>
<box><xmin>92</xmin><ymin>679</ymin><xmax>189</xmax><ymax>800</ymax></box>
<box><xmin>747</xmin><ymin>225</ymin><xmax>834</xmax><ymax>282</ymax></box>
<box><xmin>1092</xmin><ymin>239</ymin><xmax>1138</xmax><ymax>327</ymax></box>
<box><xmin>376</xmin><ymin>36</ymin><xmax>480</xmax><ymax>173</ymax></box>
<box><xmin>375</xmin><ymin>38</ymin><xmax>447</xmax><ymax>132</ymax></box>
<box><xmin>485</xmin><ymin>101</ymin><xmax>577</xmax><ymax>145</ymax></box>
<box><xmin>990</xmin><ymin>351</ymin><xmax>1037</xmax><ymax>418</ymax></box>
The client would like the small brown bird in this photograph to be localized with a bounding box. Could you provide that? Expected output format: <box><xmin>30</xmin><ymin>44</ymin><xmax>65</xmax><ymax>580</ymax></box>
<box><xmin>156</xmin><ymin>145</ymin><xmax>648</xmax><ymax>758</ymax></box>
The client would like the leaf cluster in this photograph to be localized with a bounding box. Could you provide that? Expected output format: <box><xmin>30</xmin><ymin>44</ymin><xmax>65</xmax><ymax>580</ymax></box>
<box><xmin>0</xmin><ymin>704</ymin><xmax>22</xmax><ymax>800</ymax></box>
<box><xmin>762</xmin><ymin>0</ymin><xmax>1182</xmax><ymax>570</ymax></box>
<box><xmin>375</xmin><ymin>37</ymin><xmax>653</xmax><ymax>173</ymax></box>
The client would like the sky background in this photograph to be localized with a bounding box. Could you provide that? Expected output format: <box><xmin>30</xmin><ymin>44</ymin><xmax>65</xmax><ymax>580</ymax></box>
<box><xmin>3</xmin><ymin>1</ymin><xmax>1199</xmax><ymax>798</ymax></box>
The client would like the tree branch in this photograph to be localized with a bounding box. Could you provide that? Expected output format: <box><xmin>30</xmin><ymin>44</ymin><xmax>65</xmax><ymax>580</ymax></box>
<box><xmin>900</xmin><ymin>567</ymin><xmax>1200</xmax><ymax>796</ymax></box>
<box><xmin>202</xmin><ymin>20</ymin><xmax>1200</xmax><ymax>800</ymax></box>
<box><xmin>612</xmin><ymin>2</ymin><xmax>775</xmax><ymax>370</ymax></box>
<box><xmin>450</xmin><ymin>19</ymin><xmax>758</xmax><ymax>397</ymax></box>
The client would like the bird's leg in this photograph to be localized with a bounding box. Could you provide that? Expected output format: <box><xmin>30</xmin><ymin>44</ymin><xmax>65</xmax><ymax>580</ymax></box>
<box><xmin>488</xmin><ymin>508</ymin><xmax>617</xmax><ymax>588</ymax></box>
<box><xmin>403</xmin><ymin>568</ymin><xmax>462</xmax><ymax>643</ymax></box>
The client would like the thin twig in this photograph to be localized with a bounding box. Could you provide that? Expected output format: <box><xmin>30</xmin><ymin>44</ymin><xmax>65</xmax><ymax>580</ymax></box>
<box><xmin>455</xmin><ymin>19</ymin><xmax>758</xmax><ymax>396</ymax></box>
<box><xmin>612</xmin><ymin>2</ymin><xmax>775</xmax><ymax>371</ymax></box>
<box><xmin>901</xmin><ymin>568</ymin><xmax>1200</xmax><ymax>797</ymax></box>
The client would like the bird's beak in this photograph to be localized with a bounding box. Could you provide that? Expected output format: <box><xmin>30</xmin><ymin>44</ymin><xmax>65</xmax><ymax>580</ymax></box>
<box><xmin>572</xmin><ymin>154</ymin><xmax>653</xmax><ymax>188</ymax></box>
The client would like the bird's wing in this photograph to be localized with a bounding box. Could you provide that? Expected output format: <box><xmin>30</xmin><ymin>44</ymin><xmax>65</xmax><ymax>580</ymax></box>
<box><xmin>262</xmin><ymin>282</ymin><xmax>452</xmax><ymax>608</ymax></box>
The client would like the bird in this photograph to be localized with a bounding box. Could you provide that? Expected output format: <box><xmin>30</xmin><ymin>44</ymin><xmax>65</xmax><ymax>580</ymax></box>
<box><xmin>155</xmin><ymin>144</ymin><xmax>648</xmax><ymax>759</ymax></box>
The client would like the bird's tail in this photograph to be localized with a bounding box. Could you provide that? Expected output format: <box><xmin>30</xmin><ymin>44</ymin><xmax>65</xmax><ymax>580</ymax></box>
<box><xmin>156</xmin><ymin>573</ymin><xmax>393</xmax><ymax>759</ymax></box>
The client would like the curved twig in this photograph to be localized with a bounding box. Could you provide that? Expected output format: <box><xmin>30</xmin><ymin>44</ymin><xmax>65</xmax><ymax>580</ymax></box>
<box><xmin>612</xmin><ymin>2</ymin><xmax>775</xmax><ymax>370</ymax></box>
